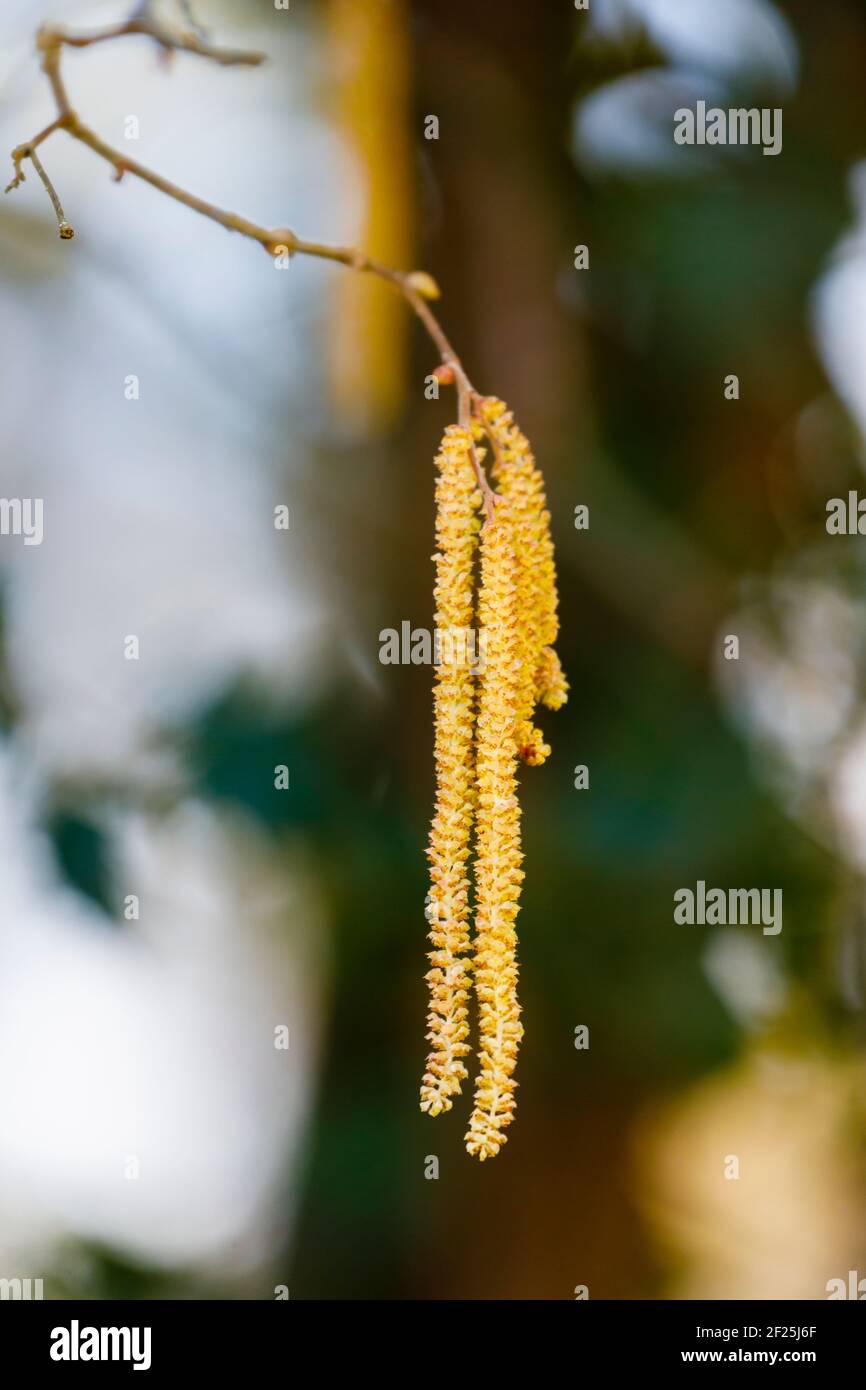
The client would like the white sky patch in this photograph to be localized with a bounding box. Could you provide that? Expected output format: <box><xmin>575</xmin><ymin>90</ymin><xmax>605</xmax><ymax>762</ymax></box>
<box><xmin>703</xmin><ymin>930</ymin><xmax>787</xmax><ymax>1030</ymax></box>
<box><xmin>0</xmin><ymin>746</ymin><xmax>326</xmax><ymax>1276</ymax></box>
<box><xmin>829</xmin><ymin>723</ymin><xmax>866</xmax><ymax>873</ymax></box>
<box><xmin>573</xmin><ymin>69</ymin><xmax>724</xmax><ymax>177</ymax></box>
<box><xmin>575</xmin><ymin>0</ymin><xmax>798</xmax><ymax>177</ymax></box>
<box><xmin>812</xmin><ymin>164</ymin><xmax>866</xmax><ymax>450</ymax></box>
<box><xmin>587</xmin><ymin>0</ymin><xmax>798</xmax><ymax>90</ymax></box>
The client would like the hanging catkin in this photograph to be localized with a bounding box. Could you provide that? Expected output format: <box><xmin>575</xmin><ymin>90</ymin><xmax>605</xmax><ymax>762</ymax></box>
<box><xmin>421</xmin><ymin>398</ymin><xmax>566</xmax><ymax>1160</ymax></box>
<box><xmin>479</xmin><ymin>397</ymin><xmax>568</xmax><ymax>761</ymax></box>
<box><xmin>465</xmin><ymin>502</ymin><xmax>525</xmax><ymax>1159</ymax></box>
<box><xmin>419</xmin><ymin>425</ymin><xmax>481</xmax><ymax>1116</ymax></box>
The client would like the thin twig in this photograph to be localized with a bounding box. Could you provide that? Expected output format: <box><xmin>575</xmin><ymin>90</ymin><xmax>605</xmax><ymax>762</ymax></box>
<box><xmin>47</xmin><ymin>5</ymin><xmax>264</xmax><ymax>69</ymax></box>
<box><xmin>6</xmin><ymin>4</ymin><xmax>483</xmax><ymax>447</ymax></box>
<box><xmin>5</xmin><ymin>116</ymin><xmax>67</xmax><ymax>193</ymax></box>
<box><xmin>27</xmin><ymin>147</ymin><xmax>73</xmax><ymax>237</ymax></box>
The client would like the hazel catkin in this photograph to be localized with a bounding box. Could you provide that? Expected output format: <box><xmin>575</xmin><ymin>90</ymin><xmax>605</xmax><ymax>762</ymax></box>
<box><xmin>464</xmin><ymin>503</ymin><xmax>525</xmax><ymax>1160</ymax></box>
<box><xmin>478</xmin><ymin>396</ymin><xmax>568</xmax><ymax>740</ymax></box>
<box><xmin>421</xmin><ymin>399</ymin><xmax>566</xmax><ymax>1161</ymax></box>
<box><xmin>420</xmin><ymin>425</ymin><xmax>481</xmax><ymax>1116</ymax></box>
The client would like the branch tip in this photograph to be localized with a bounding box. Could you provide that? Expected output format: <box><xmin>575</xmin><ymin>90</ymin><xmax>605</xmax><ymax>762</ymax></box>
<box><xmin>8</xmin><ymin>5</ymin><xmax>494</xmax><ymax>489</ymax></box>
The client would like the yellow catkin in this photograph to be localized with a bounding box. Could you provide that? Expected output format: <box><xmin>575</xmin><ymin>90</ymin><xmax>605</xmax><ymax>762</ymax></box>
<box><xmin>479</xmin><ymin>398</ymin><xmax>568</xmax><ymax>739</ymax></box>
<box><xmin>420</xmin><ymin>425</ymin><xmax>481</xmax><ymax>1116</ymax></box>
<box><xmin>536</xmin><ymin>645</ymin><xmax>568</xmax><ymax>711</ymax></box>
<box><xmin>465</xmin><ymin>505</ymin><xmax>525</xmax><ymax>1160</ymax></box>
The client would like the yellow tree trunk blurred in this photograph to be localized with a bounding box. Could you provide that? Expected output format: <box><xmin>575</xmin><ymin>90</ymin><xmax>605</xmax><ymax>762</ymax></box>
<box><xmin>326</xmin><ymin>0</ymin><xmax>413</xmax><ymax>435</ymax></box>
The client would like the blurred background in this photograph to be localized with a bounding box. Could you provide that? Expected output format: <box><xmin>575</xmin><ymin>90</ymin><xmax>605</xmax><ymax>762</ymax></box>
<box><xmin>1</xmin><ymin>0</ymin><xmax>866</xmax><ymax>1299</ymax></box>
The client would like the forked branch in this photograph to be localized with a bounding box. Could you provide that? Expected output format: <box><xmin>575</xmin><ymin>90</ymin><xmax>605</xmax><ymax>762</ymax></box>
<box><xmin>5</xmin><ymin>0</ymin><xmax>500</xmax><ymax>511</ymax></box>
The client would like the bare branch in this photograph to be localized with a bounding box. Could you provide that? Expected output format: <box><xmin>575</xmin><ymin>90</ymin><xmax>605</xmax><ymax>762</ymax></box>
<box><xmin>44</xmin><ymin>0</ymin><xmax>265</xmax><ymax>69</ymax></box>
<box><xmin>5</xmin><ymin>4</ymin><xmax>479</xmax><ymax>410</ymax></box>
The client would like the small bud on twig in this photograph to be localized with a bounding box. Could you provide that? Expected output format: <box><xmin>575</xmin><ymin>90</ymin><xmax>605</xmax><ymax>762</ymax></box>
<box><xmin>265</xmin><ymin>227</ymin><xmax>297</xmax><ymax>256</ymax></box>
<box><xmin>406</xmin><ymin>270</ymin><xmax>441</xmax><ymax>301</ymax></box>
<box><xmin>431</xmin><ymin>364</ymin><xmax>456</xmax><ymax>387</ymax></box>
